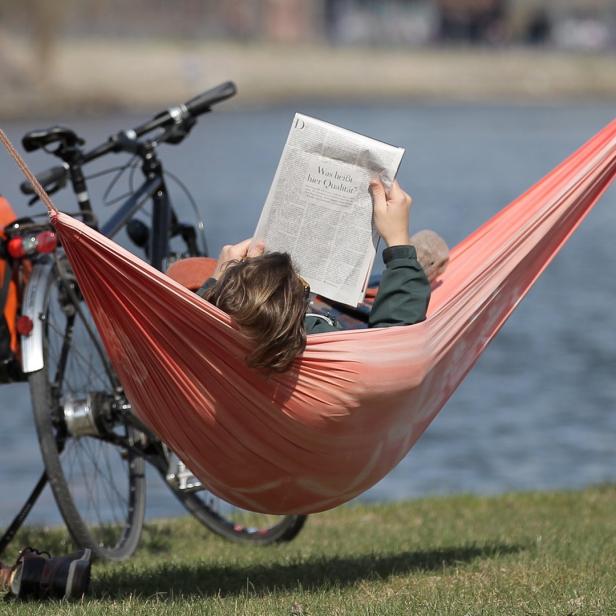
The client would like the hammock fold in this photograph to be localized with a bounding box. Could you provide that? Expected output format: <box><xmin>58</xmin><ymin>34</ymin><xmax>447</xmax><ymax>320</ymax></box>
<box><xmin>5</xmin><ymin>120</ymin><xmax>616</xmax><ymax>514</ymax></box>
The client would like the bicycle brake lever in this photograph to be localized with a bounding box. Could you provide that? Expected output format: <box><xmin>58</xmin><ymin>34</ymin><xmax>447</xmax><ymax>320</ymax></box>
<box><xmin>162</xmin><ymin>116</ymin><xmax>196</xmax><ymax>145</ymax></box>
<box><xmin>113</xmin><ymin>130</ymin><xmax>140</xmax><ymax>155</ymax></box>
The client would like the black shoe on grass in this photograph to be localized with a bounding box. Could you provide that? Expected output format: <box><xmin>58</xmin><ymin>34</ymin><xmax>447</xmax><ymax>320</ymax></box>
<box><xmin>9</xmin><ymin>546</ymin><xmax>92</xmax><ymax>600</ymax></box>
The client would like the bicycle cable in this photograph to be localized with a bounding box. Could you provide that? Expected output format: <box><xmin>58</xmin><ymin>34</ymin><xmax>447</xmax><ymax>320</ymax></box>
<box><xmin>84</xmin><ymin>157</ymin><xmax>141</xmax><ymax>208</ymax></box>
<box><xmin>161</xmin><ymin>168</ymin><xmax>208</xmax><ymax>255</ymax></box>
<box><xmin>125</xmin><ymin>157</ymin><xmax>208</xmax><ymax>256</ymax></box>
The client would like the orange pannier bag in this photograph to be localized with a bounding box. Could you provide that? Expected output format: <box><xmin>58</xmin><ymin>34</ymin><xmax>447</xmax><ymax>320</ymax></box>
<box><xmin>0</xmin><ymin>195</ymin><xmax>20</xmax><ymax>356</ymax></box>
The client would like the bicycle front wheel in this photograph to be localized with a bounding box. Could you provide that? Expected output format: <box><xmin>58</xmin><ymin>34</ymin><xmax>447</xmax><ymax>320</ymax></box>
<box><xmin>28</xmin><ymin>257</ymin><xmax>146</xmax><ymax>561</ymax></box>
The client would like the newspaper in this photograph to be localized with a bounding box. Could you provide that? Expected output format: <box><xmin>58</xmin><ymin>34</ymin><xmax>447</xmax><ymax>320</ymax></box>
<box><xmin>253</xmin><ymin>113</ymin><xmax>405</xmax><ymax>306</ymax></box>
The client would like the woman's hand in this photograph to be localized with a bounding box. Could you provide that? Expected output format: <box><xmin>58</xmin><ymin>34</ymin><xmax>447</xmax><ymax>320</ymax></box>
<box><xmin>212</xmin><ymin>238</ymin><xmax>265</xmax><ymax>279</ymax></box>
<box><xmin>370</xmin><ymin>179</ymin><xmax>412</xmax><ymax>247</ymax></box>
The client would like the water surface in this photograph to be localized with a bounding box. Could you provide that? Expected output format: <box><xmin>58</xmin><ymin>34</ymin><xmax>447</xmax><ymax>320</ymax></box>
<box><xmin>0</xmin><ymin>102</ymin><xmax>614</xmax><ymax>524</ymax></box>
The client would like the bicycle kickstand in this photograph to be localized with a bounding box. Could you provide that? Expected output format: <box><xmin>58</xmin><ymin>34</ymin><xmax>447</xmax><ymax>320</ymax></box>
<box><xmin>0</xmin><ymin>471</ymin><xmax>48</xmax><ymax>557</ymax></box>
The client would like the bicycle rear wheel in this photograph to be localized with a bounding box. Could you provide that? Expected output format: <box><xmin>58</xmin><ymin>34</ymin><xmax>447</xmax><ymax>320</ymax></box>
<box><xmin>163</xmin><ymin>457</ymin><xmax>306</xmax><ymax>544</ymax></box>
<box><xmin>28</xmin><ymin>257</ymin><xmax>146</xmax><ymax>560</ymax></box>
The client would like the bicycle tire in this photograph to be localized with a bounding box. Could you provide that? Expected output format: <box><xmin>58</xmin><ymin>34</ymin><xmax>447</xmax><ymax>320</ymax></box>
<box><xmin>171</xmin><ymin>487</ymin><xmax>307</xmax><ymax>545</ymax></box>
<box><xmin>160</xmin><ymin>455</ymin><xmax>305</xmax><ymax>545</ymax></box>
<box><xmin>29</xmin><ymin>257</ymin><xmax>146</xmax><ymax>561</ymax></box>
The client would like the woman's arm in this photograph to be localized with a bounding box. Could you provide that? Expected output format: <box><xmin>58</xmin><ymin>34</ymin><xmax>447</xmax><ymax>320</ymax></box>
<box><xmin>210</xmin><ymin>239</ymin><xmax>265</xmax><ymax>280</ymax></box>
<box><xmin>368</xmin><ymin>179</ymin><xmax>431</xmax><ymax>327</ymax></box>
<box><xmin>196</xmin><ymin>238</ymin><xmax>265</xmax><ymax>297</ymax></box>
<box><xmin>368</xmin><ymin>245</ymin><xmax>430</xmax><ymax>327</ymax></box>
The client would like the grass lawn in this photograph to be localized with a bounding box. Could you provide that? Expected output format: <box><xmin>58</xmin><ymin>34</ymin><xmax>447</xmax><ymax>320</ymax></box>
<box><xmin>2</xmin><ymin>485</ymin><xmax>615</xmax><ymax>615</ymax></box>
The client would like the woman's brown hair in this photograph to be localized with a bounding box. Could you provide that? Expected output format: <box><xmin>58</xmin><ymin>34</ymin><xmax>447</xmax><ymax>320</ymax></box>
<box><xmin>202</xmin><ymin>252</ymin><xmax>308</xmax><ymax>372</ymax></box>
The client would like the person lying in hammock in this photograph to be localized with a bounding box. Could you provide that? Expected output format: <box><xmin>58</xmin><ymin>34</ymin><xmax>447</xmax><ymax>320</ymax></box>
<box><xmin>197</xmin><ymin>179</ymin><xmax>433</xmax><ymax>372</ymax></box>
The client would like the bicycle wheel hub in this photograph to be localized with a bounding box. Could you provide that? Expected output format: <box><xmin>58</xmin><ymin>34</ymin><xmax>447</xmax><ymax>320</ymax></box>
<box><xmin>63</xmin><ymin>394</ymin><xmax>109</xmax><ymax>438</ymax></box>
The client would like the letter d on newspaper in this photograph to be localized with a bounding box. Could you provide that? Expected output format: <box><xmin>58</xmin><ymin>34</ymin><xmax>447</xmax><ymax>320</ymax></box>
<box><xmin>254</xmin><ymin>113</ymin><xmax>405</xmax><ymax>306</ymax></box>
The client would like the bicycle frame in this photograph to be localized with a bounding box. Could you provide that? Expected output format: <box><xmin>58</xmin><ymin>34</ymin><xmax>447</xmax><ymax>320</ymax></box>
<box><xmin>16</xmin><ymin>135</ymin><xmax>206</xmax><ymax>492</ymax></box>
<box><xmin>84</xmin><ymin>140</ymin><xmax>173</xmax><ymax>272</ymax></box>
<box><xmin>18</xmin><ymin>132</ymin><xmax>193</xmax><ymax>496</ymax></box>
<box><xmin>100</xmin><ymin>174</ymin><xmax>171</xmax><ymax>271</ymax></box>
<box><xmin>100</xmin><ymin>177</ymin><xmax>162</xmax><ymax>240</ymax></box>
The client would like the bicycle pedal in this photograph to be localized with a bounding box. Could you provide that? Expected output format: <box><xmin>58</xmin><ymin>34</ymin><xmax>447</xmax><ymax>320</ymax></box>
<box><xmin>166</xmin><ymin>460</ymin><xmax>202</xmax><ymax>493</ymax></box>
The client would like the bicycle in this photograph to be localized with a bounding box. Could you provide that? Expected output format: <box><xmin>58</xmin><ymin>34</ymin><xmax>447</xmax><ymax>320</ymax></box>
<box><xmin>0</xmin><ymin>81</ymin><xmax>306</xmax><ymax>561</ymax></box>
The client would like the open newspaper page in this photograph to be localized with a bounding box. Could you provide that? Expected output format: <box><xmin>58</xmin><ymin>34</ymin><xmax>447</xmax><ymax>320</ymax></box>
<box><xmin>253</xmin><ymin>113</ymin><xmax>405</xmax><ymax>306</ymax></box>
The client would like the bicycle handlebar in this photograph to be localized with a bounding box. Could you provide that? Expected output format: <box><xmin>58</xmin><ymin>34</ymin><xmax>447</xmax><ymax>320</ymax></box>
<box><xmin>135</xmin><ymin>81</ymin><xmax>238</xmax><ymax>136</ymax></box>
<box><xmin>184</xmin><ymin>81</ymin><xmax>238</xmax><ymax>116</ymax></box>
<box><xmin>83</xmin><ymin>80</ymin><xmax>237</xmax><ymax>162</ymax></box>
<box><xmin>19</xmin><ymin>81</ymin><xmax>237</xmax><ymax>196</ymax></box>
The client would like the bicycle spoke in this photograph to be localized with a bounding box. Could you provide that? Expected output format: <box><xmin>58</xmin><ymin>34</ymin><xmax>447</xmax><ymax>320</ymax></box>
<box><xmin>51</xmin><ymin>314</ymin><xmax>74</xmax><ymax>392</ymax></box>
<box><xmin>47</xmin><ymin>317</ymin><xmax>109</xmax><ymax>392</ymax></box>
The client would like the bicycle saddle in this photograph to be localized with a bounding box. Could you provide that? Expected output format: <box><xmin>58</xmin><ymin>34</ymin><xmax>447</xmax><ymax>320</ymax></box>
<box><xmin>22</xmin><ymin>126</ymin><xmax>85</xmax><ymax>152</ymax></box>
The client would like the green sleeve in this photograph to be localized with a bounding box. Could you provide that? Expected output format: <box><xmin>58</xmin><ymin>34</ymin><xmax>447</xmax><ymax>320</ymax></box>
<box><xmin>368</xmin><ymin>245</ymin><xmax>431</xmax><ymax>328</ymax></box>
<box><xmin>196</xmin><ymin>277</ymin><xmax>217</xmax><ymax>298</ymax></box>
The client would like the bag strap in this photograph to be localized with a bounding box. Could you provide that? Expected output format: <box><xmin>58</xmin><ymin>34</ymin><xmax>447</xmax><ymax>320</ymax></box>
<box><xmin>0</xmin><ymin>261</ymin><xmax>11</xmax><ymax>318</ymax></box>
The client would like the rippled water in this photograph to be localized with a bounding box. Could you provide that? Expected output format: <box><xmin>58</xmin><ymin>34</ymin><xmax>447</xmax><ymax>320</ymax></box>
<box><xmin>0</xmin><ymin>102</ymin><xmax>614</xmax><ymax>525</ymax></box>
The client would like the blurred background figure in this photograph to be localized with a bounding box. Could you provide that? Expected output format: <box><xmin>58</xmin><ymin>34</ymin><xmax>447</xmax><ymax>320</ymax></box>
<box><xmin>0</xmin><ymin>0</ymin><xmax>614</xmax><ymax>115</ymax></box>
<box><xmin>436</xmin><ymin>0</ymin><xmax>507</xmax><ymax>45</ymax></box>
<box><xmin>0</xmin><ymin>0</ymin><xmax>614</xmax><ymax>525</ymax></box>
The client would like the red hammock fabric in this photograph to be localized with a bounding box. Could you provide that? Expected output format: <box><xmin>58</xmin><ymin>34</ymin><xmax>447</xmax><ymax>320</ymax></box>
<box><xmin>2</xmin><ymin>121</ymin><xmax>615</xmax><ymax>514</ymax></box>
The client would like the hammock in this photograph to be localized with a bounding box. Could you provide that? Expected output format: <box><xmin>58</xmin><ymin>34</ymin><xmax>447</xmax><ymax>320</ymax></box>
<box><xmin>2</xmin><ymin>120</ymin><xmax>615</xmax><ymax>515</ymax></box>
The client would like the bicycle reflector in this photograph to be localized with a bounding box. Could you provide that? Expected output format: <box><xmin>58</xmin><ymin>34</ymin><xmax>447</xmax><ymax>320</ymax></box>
<box><xmin>7</xmin><ymin>230</ymin><xmax>57</xmax><ymax>259</ymax></box>
<box><xmin>16</xmin><ymin>315</ymin><xmax>33</xmax><ymax>336</ymax></box>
